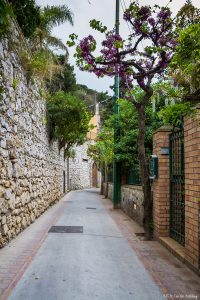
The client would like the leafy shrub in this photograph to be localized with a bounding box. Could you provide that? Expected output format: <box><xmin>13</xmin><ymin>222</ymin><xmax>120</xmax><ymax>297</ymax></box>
<box><xmin>9</xmin><ymin>0</ymin><xmax>41</xmax><ymax>38</ymax></box>
<box><xmin>158</xmin><ymin>102</ymin><xmax>194</xmax><ymax>126</ymax></box>
<box><xmin>171</xmin><ymin>23</ymin><xmax>200</xmax><ymax>94</ymax></box>
<box><xmin>19</xmin><ymin>49</ymin><xmax>62</xmax><ymax>81</ymax></box>
<box><xmin>0</xmin><ymin>0</ymin><xmax>13</xmax><ymax>39</ymax></box>
<box><xmin>47</xmin><ymin>91</ymin><xmax>91</xmax><ymax>157</ymax></box>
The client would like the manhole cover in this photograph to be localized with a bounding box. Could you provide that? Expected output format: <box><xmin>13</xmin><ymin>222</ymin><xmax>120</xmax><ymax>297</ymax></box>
<box><xmin>86</xmin><ymin>207</ymin><xmax>96</xmax><ymax>210</ymax></box>
<box><xmin>48</xmin><ymin>226</ymin><xmax>83</xmax><ymax>233</ymax></box>
<box><xmin>135</xmin><ymin>232</ymin><xmax>145</xmax><ymax>236</ymax></box>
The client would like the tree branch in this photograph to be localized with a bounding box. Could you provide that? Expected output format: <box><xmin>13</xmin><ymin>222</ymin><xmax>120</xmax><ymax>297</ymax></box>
<box><xmin>118</xmin><ymin>35</ymin><xmax>144</xmax><ymax>57</ymax></box>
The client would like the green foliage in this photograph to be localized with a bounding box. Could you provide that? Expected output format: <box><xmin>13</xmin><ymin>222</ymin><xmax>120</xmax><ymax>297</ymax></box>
<box><xmin>13</xmin><ymin>2</ymin><xmax>74</xmax><ymax>85</ymax></box>
<box><xmin>30</xmin><ymin>5</ymin><xmax>73</xmax><ymax>55</ymax></box>
<box><xmin>47</xmin><ymin>91</ymin><xmax>91</xmax><ymax>155</ymax></box>
<box><xmin>74</xmin><ymin>84</ymin><xmax>110</xmax><ymax>115</ymax></box>
<box><xmin>99</xmin><ymin>96</ymin><xmax>115</xmax><ymax>125</ymax></box>
<box><xmin>10</xmin><ymin>0</ymin><xmax>41</xmax><ymax>38</ymax></box>
<box><xmin>67</xmin><ymin>33</ymin><xmax>78</xmax><ymax>47</ymax></box>
<box><xmin>89</xmin><ymin>19</ymin><xmax>107</xmax><ymax>33</ymax></box>
<box><xmin>87</xmin><ymin>126</ymin><xmax>114</xmax><ymax>181</ymax></box>
<box><xmin>171</xmin><ymin>23</ymin><xmax>200</xmax><ymax>95</ymax></box>
<box><xmin>41</xmin><ymin>116</ymin><xmax>47</xmax><ymax>125</ymax></box>
<box><xmin>64</xmin><ymin>148</ymin><xmax>75</xmax><ymax>159</ymax></box>
<box><xmin>91</xmin><ymin>82</ymin><xmax>181</xmax><ymax>170</ymax></box>
<box><xmin>47</xmin><ymin>55</ymin><xmax>77</xmax><ymax>94</ymax></box>
<box><xmin>158</xmin><ymin>102</ymin><xmax>194</xmax><ymax>126</ymax></box>
<box><xmin>20</xmin><ymin>49</ymin><xmax>62</xmax><ymax>81</ymax></box>
<box><xmin>12</xmin><ymin>78</ymin><xmax>20</xmax><ymax>90</ymax></box>
<box><xmin>41</xmin><ymin>5</ymin><xmax>73</xmax><ymax>31</ymax></box>
<box><xmin>114</xmin><ymin>99</ymin><xmax>138</xmax><ymax>165</ymax></box>
<box><xmin>30</xmin><ymin>50</ymin><xmax>53</xmax><ymax>78</ymax></box>
<box><xmin>0</xmin><ymin>0</ymin><xmax>13</xmax><ymax>39</ymax></box>
<box><xmin>90</xmin><ymin>94</ymin><xmax>165</xmax><ymax>169</ymax></box>
<box><xmin>1</xmin><ymin>2</ymin><xmax>73</xmax><ymax>61</ymax></box>
<box><xmin>0</xmin><ymin>85</ymin><xmax>5</xmax><ymax>101</ymax></box>
<box><xmin>151</xmin><ymin>81</ymin><xmax>183</xmax><ymax>103</ymax></box>
<box><xmin>176</xmin><ymin>0</ymin><xmax>200</xmax><ymax>29</ymax></box>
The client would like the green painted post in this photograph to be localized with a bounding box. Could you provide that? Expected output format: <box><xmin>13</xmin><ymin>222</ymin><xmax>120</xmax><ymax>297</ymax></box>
<box><xmin>113</xmin><ymin>0</ymin><xmax>121</xmax><ymax>209</ymax></box>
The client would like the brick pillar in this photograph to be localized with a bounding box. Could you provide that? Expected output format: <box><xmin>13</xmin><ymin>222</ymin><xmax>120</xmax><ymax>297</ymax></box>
<box><xmin>184</xmin><ymin>112</ymin><xmax>200</xmax><ymax>271</ymax></box>
<box><xmin>153</xmin><ymin>126</ymin><xmax>172</xmax><ymax>238</ymax></box>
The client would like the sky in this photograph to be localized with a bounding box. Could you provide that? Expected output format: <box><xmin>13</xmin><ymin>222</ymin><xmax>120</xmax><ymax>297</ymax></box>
<box><xmin>36</xmin><ymin>0</ymin><xmax>200</xmax><ymax>95</ymax></box>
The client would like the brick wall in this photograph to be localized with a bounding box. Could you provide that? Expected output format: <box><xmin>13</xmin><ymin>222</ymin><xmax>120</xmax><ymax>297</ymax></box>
<box><xmin>184</xmin><ymin>112</ymin><xmax>200</xmax><ymax>270</ymax></box>
<box><xmin>153</xmin><ymin>126</ymin><xmax>172</xmax><ymax>238</ymax></box>
<box><xmin>153</xmin><ymin>119</ymin><xmax>200</xmax><ymax>273</ymax></box>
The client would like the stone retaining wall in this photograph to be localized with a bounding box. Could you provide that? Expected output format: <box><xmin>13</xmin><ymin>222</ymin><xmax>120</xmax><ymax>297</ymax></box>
<box><xmin>121</xmin><ymin>185</ymin><xmax>144</xmax><ymax>225</ymax></box>
<box><xmin>103</xmin><ymin>182</ymin><xmax>144</xmax><ymax>225</ymax></box>
<box><xmin>69</xmin><ymin>142</ymin><xmax>93</xmax><ymax>190</ymax></box>
<box><xmin>0</xmin><ymin>27</ymin><xmax>67</xmax><ymax>247</ymax></box>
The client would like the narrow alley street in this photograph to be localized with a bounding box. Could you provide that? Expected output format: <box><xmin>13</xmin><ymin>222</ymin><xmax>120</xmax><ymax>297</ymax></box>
<box><xmin>0</xmin><ymin>190</ymin><xmax>199</xmax><ymax>300</ymax></box>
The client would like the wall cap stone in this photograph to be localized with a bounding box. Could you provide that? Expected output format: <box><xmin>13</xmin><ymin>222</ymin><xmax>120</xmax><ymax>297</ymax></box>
<box><xmin>122</xmin><ymin>185</ymin><xmax>142</xmax><ymax>191</ymax></box>
<box><xmin>154</xmin><ymin>125</ymin><xmax>173</xmax><ymax>134</ymax></box>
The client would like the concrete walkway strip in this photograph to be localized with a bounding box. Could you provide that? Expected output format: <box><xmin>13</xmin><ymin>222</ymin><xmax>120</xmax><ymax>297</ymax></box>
<box><xmin>8</xmin><ymin>189</ymin><xmax>164</xmax><ymax>300</ymax></box>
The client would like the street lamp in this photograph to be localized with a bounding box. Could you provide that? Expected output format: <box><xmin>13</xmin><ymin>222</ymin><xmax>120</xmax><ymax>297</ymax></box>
<box><xmin>113</xmin><ymin>0</ymin><xmax>121</xmax><ymax>209</ymax></box>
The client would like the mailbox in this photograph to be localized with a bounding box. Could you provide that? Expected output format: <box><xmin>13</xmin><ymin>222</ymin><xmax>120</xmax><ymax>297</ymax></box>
<box><xmin>149</xmin><ymin>155</ymin><xmax>158</xmax><ymax>179</ymax></box>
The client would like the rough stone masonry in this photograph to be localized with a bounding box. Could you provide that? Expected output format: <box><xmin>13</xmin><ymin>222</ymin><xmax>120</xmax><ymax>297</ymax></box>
<box><xmin>0</xmin><ymin>26</ymin><xmax>68</xmax><ymax>247</ymax></box>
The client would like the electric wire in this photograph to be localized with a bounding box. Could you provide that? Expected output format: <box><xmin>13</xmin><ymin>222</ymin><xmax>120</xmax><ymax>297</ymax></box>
<box><xmin>86</xmin><ymin>97</ymin><xmax>114</xmax><ymax>108</ymax></box>
<box><xmin>120</xmin><ymin>0</ymin><xmax>132</xmax><ymax>36</ymax></box>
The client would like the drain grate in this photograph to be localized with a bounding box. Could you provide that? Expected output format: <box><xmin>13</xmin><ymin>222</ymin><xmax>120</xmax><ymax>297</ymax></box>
<box><xmin>86</xmin><ymin>207</ymin><xmax>96</xmax><ymax>210</ymax></box>
<box><xmin>135</xmin><ymin>232</ymin><xmax>145</xmax><ymax>236</ymax></box>
<box><xmin>48</xmin><ymin>226</ymin><xmax>83</xmax><ymax>233</ymax></box>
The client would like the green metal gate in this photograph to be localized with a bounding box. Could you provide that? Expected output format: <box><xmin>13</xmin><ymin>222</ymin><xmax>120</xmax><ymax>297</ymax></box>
<box><xmin>169</xmin><ymin>125</ymin><xmax>185</xmax><ymax>245</ymax></box>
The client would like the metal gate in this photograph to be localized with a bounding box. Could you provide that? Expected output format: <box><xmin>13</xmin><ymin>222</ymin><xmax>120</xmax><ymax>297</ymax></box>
<box><xmin>169</xmin><ymin>125</ymin><xmax>185</xmax><ymax>245</ymax></box>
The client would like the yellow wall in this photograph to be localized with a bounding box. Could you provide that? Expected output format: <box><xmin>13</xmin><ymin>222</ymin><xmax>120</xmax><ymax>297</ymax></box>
<box><xmin>87</xmin><ymin>114</ymin><xmax>100</xmax><ymax>140</ymax></box>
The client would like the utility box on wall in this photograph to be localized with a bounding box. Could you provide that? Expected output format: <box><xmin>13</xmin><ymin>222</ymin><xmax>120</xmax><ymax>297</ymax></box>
<box><xmin>149</xmin><ymin>155</ymin><xmax>158</xmax><ymax>179</ymax></box>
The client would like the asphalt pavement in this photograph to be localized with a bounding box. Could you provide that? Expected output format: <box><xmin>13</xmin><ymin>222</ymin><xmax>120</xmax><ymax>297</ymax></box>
<box><xmin>8</xmin><ymin>189</ymin><xmax>164</xmax><ymax>300</ymax></box>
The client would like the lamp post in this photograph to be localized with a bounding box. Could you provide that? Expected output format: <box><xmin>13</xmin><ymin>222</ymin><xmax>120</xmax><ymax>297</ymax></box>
<box><xmin>113</xmin><ymin>0</ymin><xmax>121</xmax><ymax>209</ymax></box>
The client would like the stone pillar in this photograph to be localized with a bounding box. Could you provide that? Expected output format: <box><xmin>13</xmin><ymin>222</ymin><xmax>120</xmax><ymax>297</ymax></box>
<box><xmin>184</xmin><ymin>112</ymin><xmax>200</xmax><ymax>270</ymax></box>
<box><xmin>153</xmin><ymin>126</ymin><xmax>172</xmax><ymax>238</ymax></box>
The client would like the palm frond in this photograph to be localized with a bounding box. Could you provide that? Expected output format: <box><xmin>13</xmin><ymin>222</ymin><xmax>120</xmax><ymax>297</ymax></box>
<box><xmin>45</xmin><ymin>35</ymin><xmax>68</xmax><ymax>53</ymax></box>
<box><xmin>42</xmin><ymin>5</ymin><xmax>74</xmax><ymax>30</ymax></box>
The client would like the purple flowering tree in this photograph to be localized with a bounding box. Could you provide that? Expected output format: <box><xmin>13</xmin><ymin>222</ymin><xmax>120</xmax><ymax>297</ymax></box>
<box><xmin>68</xmin><ymin>1</ymin><xmax>177</xmax><ymax>236</ymax></box>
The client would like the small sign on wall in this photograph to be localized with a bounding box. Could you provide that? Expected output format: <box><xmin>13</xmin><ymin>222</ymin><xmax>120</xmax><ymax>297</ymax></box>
<box><xmin>160</xmin><ymin>147</ymin><xmax>169</xmax><ymax>155</ymax></box>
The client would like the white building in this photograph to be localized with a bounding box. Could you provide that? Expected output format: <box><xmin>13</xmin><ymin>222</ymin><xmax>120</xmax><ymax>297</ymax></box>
<box><xmin>68</xmin><ymin>104</ymin><xmax>101</xmax><ymax>190</ymax></box>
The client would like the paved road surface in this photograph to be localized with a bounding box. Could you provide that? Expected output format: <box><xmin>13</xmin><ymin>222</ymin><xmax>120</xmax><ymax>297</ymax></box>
<box><xmin>9</xmin><ymin>189</ymin><xmax>164</xmax><ymax>300</ymax></box>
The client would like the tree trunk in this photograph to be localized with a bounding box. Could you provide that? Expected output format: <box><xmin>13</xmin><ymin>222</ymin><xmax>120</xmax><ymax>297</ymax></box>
<box><xmin>137</xmin><ymin>103</ymin><xmax>153</xmax><ymax>239</ymax></box>
<box><xmin>105</xmin><ymin>164</ymin><xmax>109</xmax><ymax>198</ymax></box>
<box><xmin>100</xmin><ymin>164</ymin><xmax>104</xmax><ymax>195</ymax></box>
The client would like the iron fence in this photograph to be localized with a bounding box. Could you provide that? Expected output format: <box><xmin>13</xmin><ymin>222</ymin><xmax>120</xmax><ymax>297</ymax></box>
<box><xmin>169</xmin><ymin>125</ymin><xmax>185</xmax><ymax>245</ymax></box>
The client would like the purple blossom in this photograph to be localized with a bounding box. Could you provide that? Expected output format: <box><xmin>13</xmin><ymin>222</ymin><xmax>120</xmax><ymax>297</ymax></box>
<box><xmin>145</xmin><ymin>60</ymin><xmax>152</xmax><ymax>69</ymax></box>
<box><xmin>170</xmin><ymin>39</ymin><xmax>178</xmax><ymax>48</ymax></box>
<box><xmin>77</xmin><ymin>2</ymin><xmax>176</xmax><ymax>90</ymax></box>
<box><xmin>157</xmin><ymin>9</ymin><xmax>171</xmax><ymax>20</ymax></box>
<box><xmin>133</xmin><ymin>20</ymin><xmax>142</xmax><ymax>35</ymax></box>
<box><xmin>158</xmin><ymin>36</ymin><xmax>167</xmax><ymax>46</ymax></box>
<box><xmin>138</xmin><ymin>79</ymin><xmax>145</xmax><ymax>89</ymax></box>
<box><xmin>139</xmin><ymin>6</ymin><xmax>151</xmax><ymax>21</ymax></box>
<box><xmin>124</xmin><ymin>11</ymin><xmax>132</xmax><ymax>21</ymax></box>
<box><xmin>80</xmin><ymin>35</ymin><xmax>95</xmax><ymax>55</ymax></box>
<box><xmin>158</xmin><ymin>60</ymin><xmax>168</xmax><ymax>68</ymax></box>
<box><xmin>101</xmin><ymin>32</ymin><xmax>123</xmax><ymax>61</ymax></box>
<box><xmin>148</xmin><ymin>17</ymin><xmax>155</xmax><ymax>26</ymax></box>
<box><xmin>94</xmin><ymin>70</ymin><xmax>103</xmax><ymax>77</ymax></box>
